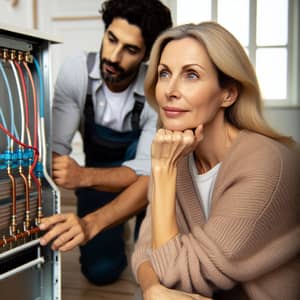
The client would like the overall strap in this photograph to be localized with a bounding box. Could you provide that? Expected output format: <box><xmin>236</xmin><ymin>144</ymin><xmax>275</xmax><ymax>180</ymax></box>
<box><xmin>86</xmin><ymin>52</ymin><xmax>97</xmax><ymax>95</ymax></box>
<box><xmin>131</xmin><ymin>94</ymin><xmax>144</xmax><ymax>131</ymax></box>
<box><xmin>80</xmin><ymin>52</ymin><xmax>97</xmax><ymax>134</ymax></box>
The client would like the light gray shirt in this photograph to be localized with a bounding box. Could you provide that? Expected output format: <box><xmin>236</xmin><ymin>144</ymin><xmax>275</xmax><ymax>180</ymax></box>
<box><xmin>52</xmin><ymin>50</ymin><xmax>157</xmax><ymax>175</ymax></box>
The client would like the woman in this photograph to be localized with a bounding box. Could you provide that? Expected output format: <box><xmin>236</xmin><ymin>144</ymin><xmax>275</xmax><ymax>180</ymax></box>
<box><xmin>131</xmin><ymin>22</ymin><xmax>300</xmax><ymax>300</ymax></box>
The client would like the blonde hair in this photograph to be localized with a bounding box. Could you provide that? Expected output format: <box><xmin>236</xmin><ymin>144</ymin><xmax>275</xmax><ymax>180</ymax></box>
<box><xmin>145</xmin><ymin>21</ymin><xmax>295</xmax><ymax>146</ymax></box>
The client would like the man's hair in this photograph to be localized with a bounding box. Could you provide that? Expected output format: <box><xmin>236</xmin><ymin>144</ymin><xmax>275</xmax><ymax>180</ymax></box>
<box><xmin>100</xmin><ymin>0</ymin><xmax>172</xmax><ymax>59</ymax></box>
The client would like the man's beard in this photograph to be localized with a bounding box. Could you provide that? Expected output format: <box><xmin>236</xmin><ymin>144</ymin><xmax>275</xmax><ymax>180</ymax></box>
<box><xmin>100</xmin><ymin>53</ymin><xmax>139</xmax><ymax>84</ymax></box>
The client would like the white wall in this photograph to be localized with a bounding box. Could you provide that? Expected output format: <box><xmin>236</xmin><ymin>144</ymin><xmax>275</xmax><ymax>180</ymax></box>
<box><xmin>265</xmin><ymin>107</ymin><xmax>300</xmax><ymax>143</ymax></box>
<box><xmin>0</xmin><ymin>0</ymin><xmax>34</xmax><ymax>28</ymax></box>
<box><xmin>37</xmin><ymin>0</ymin><xmax>104</xmax><ymax>85</ymax></box>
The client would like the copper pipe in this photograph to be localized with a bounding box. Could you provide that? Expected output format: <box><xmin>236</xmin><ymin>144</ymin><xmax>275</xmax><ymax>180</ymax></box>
<box><xmin>19</xmin><ymin>166</ymin><xmax>30</xmax><ymax>229</ymax></box>
<box><xmin>7</xmin><ymin>167</ymin><xmax>17</xmax><ymax>235</ymax></box>
<box><xmin>27</xmin><ymin>167</ymin><xmax>32</xmax><ymax>189</ymax></box>
<box><xmin>36</xmin><ymin>178</ymin><xmax>43</xmax><ymax>225</ymax></box>
<box><xmin>0</xmin><ymin>227</ymin><xmax>40</xmax><ymax>248</ymax></box>
<box><xmin>37</xmin><ymin>178</ymin><xmax>42</xmax><ymax>209</ymax></box>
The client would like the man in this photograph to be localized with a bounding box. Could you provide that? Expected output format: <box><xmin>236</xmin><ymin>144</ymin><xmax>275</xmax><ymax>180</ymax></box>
<box><xmin>39</xmin><ymin>0</ymin><xmax>172</xmax><ymax>285</ymax></box>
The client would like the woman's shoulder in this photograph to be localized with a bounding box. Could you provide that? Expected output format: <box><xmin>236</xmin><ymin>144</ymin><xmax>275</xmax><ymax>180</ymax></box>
<box><xmin>214</xmin><ymin>131</ymin><xmax>299</xmax><ymax>210</ymax></box>
<box><xmin>223</xmin><ymin>130</ymin><xmax>300</xmax><ymax>179</ymax></box>
<box><xmin>236</xmin><ymin>130</ymin><xmax>298</xmax><ymax>159</ymax></box>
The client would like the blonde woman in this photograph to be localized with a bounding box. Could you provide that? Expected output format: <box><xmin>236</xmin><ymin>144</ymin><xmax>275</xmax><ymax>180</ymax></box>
<box><xmin>131</xmin><ymin>22</ymin><xmax>300</xmax><ymax>300</ymax></box>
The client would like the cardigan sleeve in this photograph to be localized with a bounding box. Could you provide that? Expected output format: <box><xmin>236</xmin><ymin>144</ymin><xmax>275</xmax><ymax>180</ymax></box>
<box><xmin>146</xmin><ymin>140</ymin><xmax>300</xmax><ymax>297</ymax></box>
<box><xmin>131</xmin><ymin>175</ymin><xmax>154</xmax><ymax>281</ymax></box>
<box><xmin>131</xmin><ymin>201</ymin><xmax>152</xmax><ymax>280</ymax></box>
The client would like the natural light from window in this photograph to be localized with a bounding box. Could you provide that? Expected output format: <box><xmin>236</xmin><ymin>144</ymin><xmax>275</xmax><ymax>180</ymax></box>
<box><xmin>256</xmin><ymin>48</ymin><xmax>287</xmax><ymax>99</ymax></box>
<box><xmin>218</xmin><ymin>0</ymin><xmax>249</xmax><ymax>46</ymax></box>
<box><xmin>256</xmin><ymin>0</ymin><xmax>288</xmax><ymax>46</ymax></box>
<box><xmin>177</xmin><ymin>0</ymin><xmax>211</xmax><ymax>24</ymax></box>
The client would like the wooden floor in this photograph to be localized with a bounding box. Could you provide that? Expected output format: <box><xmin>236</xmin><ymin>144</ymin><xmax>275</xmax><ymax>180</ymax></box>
<box><xmin>60</xmin><ymin>189</ymin><xmax>138</xmax><ymax>300</ymax></box>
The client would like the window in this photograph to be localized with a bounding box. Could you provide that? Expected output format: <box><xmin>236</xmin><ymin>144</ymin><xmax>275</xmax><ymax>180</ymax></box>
<box><xmin>176</xmin><ymin>0</ymin><xmax>299</xmax><ymax>106</ymax></box>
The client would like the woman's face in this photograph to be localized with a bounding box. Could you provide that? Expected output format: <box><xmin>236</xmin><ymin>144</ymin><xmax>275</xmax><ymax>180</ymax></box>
<box><xmin>155</xmin><ymin>37</ymin><xmax>227</xmax><ymax>131</ymax></box>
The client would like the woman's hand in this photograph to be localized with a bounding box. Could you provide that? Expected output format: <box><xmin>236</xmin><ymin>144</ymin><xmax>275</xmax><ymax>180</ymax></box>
<box><xmin>144</xmin><ymin>284</ymin><xmax>212</xmax><ymax>300</ymax></box>
<box><xmin>150</xmin><ymin>124</ymin><xmax>203</xmax><ymax>249</ymax></box>
<box><xmin>151</xmin><ymin>124</ymin><xmax>203</xmax><ymax>170</ymax></box>
<box><xmin>39</xmin><ymin>213</ymin><xmax>88</xmax><ymax>251</ymax></box>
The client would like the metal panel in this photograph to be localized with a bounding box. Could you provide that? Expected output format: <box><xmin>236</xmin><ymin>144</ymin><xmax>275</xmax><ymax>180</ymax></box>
<box><xmin>0</xmin><ymin>25</ymin><xmax>60</xmax><ymax>300</ymax></box>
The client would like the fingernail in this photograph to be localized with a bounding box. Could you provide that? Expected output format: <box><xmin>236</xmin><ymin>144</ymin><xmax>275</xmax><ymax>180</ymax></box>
<box><xmin>40</xmin><ymin>238</ymin><xmax>45</xmax><ymax>245</ymax></box>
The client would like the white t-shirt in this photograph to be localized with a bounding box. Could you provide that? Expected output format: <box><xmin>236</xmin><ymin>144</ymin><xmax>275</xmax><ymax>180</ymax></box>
<box><xmin>189</xmin><ymin>154</ymin><xmax>221</xmax><ymax>219</ymax></box>
<box><xmin>100</xmin><ymin>83</ymin><xmax>132</xmax><ymax>131</ymax></box>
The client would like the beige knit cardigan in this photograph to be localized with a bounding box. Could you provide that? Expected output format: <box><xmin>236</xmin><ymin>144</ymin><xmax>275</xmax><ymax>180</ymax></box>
<box><xmin>131</xmin><ymin>130</ymin><xmax>300</xmax><ymax>300</ymax></box>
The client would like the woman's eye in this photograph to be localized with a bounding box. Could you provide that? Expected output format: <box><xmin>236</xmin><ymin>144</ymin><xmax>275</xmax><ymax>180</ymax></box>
<box><xmin>186</xmin><ymin>71</ymin><xmax>199</xmax><ymax>79</ymax></box>
<box><xmin>158</xmin><ymin>70</ymin><xmax>169</xmax><ymax>78</ymax></box>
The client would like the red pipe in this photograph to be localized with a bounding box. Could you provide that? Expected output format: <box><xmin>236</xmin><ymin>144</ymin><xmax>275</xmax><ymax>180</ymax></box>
<box><xmin>0</xmin><ymin>227</ymin><xmax>40</xmax><ymax>248</ymax></box>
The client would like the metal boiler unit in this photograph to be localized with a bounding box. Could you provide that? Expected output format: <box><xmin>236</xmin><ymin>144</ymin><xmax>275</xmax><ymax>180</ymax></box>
<box><xmin>0</xmin><ymin>24</ymin><xmax>61</xmax><ymax>299</ymax></box>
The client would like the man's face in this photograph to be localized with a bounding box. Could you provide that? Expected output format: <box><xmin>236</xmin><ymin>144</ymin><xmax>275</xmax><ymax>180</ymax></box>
<box><xmin>100</xmin><ymin>18</ymin><xmax>146</xmax><ymax>92</ymax></box>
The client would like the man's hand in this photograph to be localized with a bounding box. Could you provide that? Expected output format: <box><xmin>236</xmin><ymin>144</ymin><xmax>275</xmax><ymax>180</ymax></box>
<box><xmin>144</xmin><ymin>284</ymin><xmax>212</xmax><ymax>300</ymax></box>
<box><xmin>39</xmin><ymin>213</ymin><xmax>88</xmax><ymax>251</ymax></box>
<box><xmin>52</xmin><ymin>153</ymin><xmax>138</xmax><ymax>192</ymax></box>
<box><xmin>52</xmin><ymin>155</ymin><xmax>85</xmax><ymax>189</ymax></box>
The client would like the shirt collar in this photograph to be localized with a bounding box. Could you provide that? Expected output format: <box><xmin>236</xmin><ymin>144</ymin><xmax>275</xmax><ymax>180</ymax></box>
<box><xmin>89</xmin><ymin>52</ymin><xmax>101</xmax><ymax>80</ymax></box>
<box><xmin>132</xmin><ymin>62</ymin><xmax>147</xmax><ymax>97</ymax></box>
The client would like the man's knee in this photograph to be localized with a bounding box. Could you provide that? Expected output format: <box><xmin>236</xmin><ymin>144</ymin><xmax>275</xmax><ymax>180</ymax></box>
<box><xmin>81</xmin><ymin>255</ymin><xmax>127</xmax><ymax>285</ymax></box>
